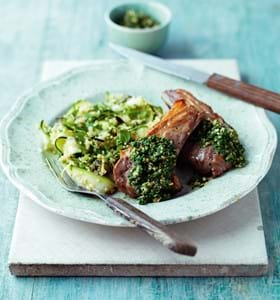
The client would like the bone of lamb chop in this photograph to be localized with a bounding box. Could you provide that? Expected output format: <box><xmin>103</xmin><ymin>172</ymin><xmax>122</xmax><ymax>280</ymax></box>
<box><xmin>162</xmin><ymin>89</ymin><xmax>224</xmax><ymax>123</ymax></box>
<box><xmin>113</xmin><ymin>98</ymin><xmax>206</xmax><ymax>198</ymax></box>
<box><xmin>163</xmin><ymin>89</ymin><xmax>232</xmax><ymax>178</ymax></box>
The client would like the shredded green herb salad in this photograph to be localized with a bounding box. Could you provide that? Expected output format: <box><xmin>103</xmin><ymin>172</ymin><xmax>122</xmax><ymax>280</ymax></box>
<box><xmin>40</xmin><ymin>93</ymin><xmax>163</xmax><ymax>194</ymax></box>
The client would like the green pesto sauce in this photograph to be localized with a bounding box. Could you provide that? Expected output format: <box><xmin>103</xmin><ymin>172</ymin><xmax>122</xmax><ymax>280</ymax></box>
<box><xmin>128</xmin><ymin>136</ymin><xmax>177</xmax><ymax>205</ymax></box>
<box><xmin>188</xmin><ymin>176</ymin><xmax>209</xmax><ymax>189</ymax></box>
<box><xmin>119</xmin><ymin>10</ymin><xmax>159</xmax><ymax>29</ymax></box>
<box><xmin>193</xmin><ymin>119</ymin><xmax>246</xmax><ymax>168</ymax></box>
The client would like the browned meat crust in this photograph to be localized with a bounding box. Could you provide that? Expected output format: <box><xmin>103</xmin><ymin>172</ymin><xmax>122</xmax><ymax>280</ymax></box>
<box><xmin>147</xmin><ymin>99</ymin><xmax>205</xmax><ymax>154</ymax></box>
<box><xmin>113</xmin><ymin>149</ymin><xmax>137</xmax><ymax>198</ymax></box>
<box><xmin>181</xmin><ymin>142</ymin><xmax>232</xmax><ymax>178</ymax></box>
<box><xmin>171</xmin><ymin>174</ymin><xmax>183</xmax><ymax>191</ymax></box>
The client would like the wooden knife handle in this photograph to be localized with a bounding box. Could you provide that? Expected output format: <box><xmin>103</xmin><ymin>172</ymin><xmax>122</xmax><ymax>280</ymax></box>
<box><xmin>206</xmin><ymin>73</ymin><xmax>280</xmax><ymax>113</ymax></box>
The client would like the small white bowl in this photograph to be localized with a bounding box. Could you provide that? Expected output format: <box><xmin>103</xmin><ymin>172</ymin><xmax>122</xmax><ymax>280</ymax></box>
<box><xmin>105</xmin><ymin>2</ymin><xmax>172</xmax><ymax>53</ymax></box>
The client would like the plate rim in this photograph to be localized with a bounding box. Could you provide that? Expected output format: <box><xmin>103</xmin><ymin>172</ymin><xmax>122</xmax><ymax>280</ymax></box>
<box><xmin>0</xmin><ymin>61</ymin><xmax>278</xmax><ymax>227</ymax></box>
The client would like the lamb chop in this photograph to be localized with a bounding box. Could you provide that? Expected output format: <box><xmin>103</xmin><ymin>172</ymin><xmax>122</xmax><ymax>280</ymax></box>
<box><xmin>113</xmin><ymin>98</ymin><xmax>206</xmax><ymax>199</ymax></box>
<box><xmin>114</xmin><ymin>89</ymin><xmax>245</xmax><ymax>200</ymax></box>
<box><xmin>163</xmin><ymin>89</ymin><xmax>233</xmax><ymax>178</ymax></box>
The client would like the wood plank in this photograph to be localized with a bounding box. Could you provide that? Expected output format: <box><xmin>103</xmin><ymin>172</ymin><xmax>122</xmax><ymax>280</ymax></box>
<box><xmin>10</xmin><ymin>264</ymin><xmax>267</xmax><ymax>277</ymax></box>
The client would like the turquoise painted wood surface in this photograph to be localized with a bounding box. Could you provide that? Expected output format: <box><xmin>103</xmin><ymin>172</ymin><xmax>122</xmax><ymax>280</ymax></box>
<box><xmin>0</xmin><ymin>0</ymin><xmax>279</xmax><ymax>299</ymax></box>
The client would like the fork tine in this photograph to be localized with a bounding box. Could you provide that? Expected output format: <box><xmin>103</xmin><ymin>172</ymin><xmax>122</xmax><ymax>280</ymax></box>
<box><xmin>49</xmin><ymin>155</ymin><xmax>64</xmax><ymax>173</ymax></box>
<box><xmin>45</xmin><ymin>155</ymin><xmax>76</xmax><ymax>190</ymax></box>
<box><xmin>61</xmin><ymin>167</ymin><xmax>79</xmax><ymax>187</ymax></box>
<box><xmin>45</xmin><ymin>156</ymin><xmax>68</xmax><ymax>188</ymax></box>
<box><xmin>50</xmin><ymin>158</ymin><xmax>77</xmax><ymax>186</ymax></box>
<box><xmin>46</xmin><ymin>154</ymin><xmax>79</xmax><ymax>189</ymax></box>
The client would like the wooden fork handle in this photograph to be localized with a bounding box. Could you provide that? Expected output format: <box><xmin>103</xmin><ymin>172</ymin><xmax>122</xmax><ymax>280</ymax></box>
<box><xmin>206</xmin><ymin>73</ymin><xmax>280</xmax><ymax>113</ymax></box>
<box><xmin>103</xmin><ymin>195</ymin><xmax>197</xmax><ymax>256</ymax></box>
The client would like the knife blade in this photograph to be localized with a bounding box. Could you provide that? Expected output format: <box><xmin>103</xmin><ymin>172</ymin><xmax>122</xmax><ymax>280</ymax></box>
<box><xmin>110</xmin><ymin>43</ymin><xmax>280</xmax><ymax>114</ymax></box>
<box><xmin>110</xmin><ymin>43</ymin><xmax>209</xmax><ymax>83</ymax></box>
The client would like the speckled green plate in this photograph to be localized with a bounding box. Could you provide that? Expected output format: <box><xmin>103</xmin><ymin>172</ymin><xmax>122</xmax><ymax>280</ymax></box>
<box><xmin>0</xmin><ymin>61</ymin><xmax>277</xmax><ymax>226</ymax></box>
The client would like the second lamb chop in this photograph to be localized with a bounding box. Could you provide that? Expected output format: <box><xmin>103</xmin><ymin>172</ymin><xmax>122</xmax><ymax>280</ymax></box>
<box><xmin>163</xmin><ymin>89</ymin><xmax>245</xmax><ymax>178</ymax></box>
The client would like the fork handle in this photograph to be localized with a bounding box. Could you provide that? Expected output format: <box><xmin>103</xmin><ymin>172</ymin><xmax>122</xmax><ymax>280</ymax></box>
<box><xmin>102</xmin><ymin>195</ymin><xmax>197</xmax><ymax>256</ymax></box>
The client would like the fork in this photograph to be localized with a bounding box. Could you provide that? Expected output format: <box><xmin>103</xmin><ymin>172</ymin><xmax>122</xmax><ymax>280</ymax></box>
<box><xmin>44</xmin><ymin>153</ymin><xmax>197</xmax><ymax>256</ymax></box>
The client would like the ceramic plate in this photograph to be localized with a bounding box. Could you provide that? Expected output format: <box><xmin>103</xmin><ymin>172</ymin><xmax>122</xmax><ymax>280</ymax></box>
<box><xmin>0</xmin><ymin>61</ymin><xmax>277</xmax><ymax>226</ymax></box>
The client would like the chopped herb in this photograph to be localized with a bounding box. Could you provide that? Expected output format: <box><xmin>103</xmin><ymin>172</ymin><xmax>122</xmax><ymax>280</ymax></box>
<box><xmin>192</xmin><ymin>119</ymin><xmax>246</xmax><ymax>168</ymax></box>
<box><xmin>118</xmin><ymin>10</ymin><xmax>159</xmax><ymax>29</ymax></box>
<box><xmin>128</xmin><ymin>135</ymin><xmax>177</xmax><ymax>205</ymax></box>
<box><xmin>189</xmin><ymin>176</ymin><xmax>209</xmax><ymax>189</ymax></box>
<box><xmin>116</xmin><ymin>129</ymin><xmax>132</xmax><ymax>147</ymax></box>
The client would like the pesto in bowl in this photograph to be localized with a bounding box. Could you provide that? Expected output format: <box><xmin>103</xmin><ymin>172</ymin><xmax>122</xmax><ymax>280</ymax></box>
<box><xmin>105</xmin><ymin>2</ymin><xmax>172</xmax><ymax>53</ymax></box>
<box><xmin>118</xmin><ymin>9</ymin><xmax>159</xmax><ymax>29</ymax></box>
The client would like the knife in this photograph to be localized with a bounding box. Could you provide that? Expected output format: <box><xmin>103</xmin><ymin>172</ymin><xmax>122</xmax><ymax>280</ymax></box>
<box><xmin>110</xmin><ymin>43</ymin><xmax>280</xmax><ymax>114</ymax></box>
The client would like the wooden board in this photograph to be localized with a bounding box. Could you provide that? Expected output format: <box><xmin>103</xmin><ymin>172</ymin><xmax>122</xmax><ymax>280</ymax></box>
<box><xmin>8</xmin><ymin>60</ymin><xmax>268</xmax><ymax>277</ymax></box>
